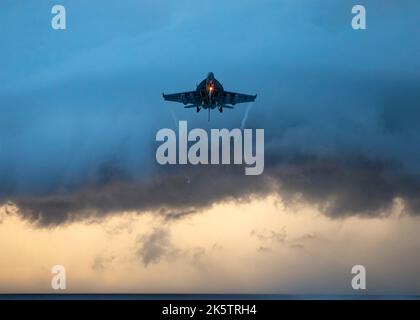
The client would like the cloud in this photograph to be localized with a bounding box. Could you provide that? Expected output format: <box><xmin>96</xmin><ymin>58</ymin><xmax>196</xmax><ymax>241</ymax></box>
<box><xmin>251</xmin><ymin>228</ymin><xmax>287</xmax><ymax>243</ymax></box>
<box><xmin>136</xmin><ymin>228</ymin><xmax>176</xmax><ymax>267</ymax></box>
<box><xmin>161</xmin><ymin>209</ymin><xmax>197</xmax><ymax>222</ymax></box>
<box><xmin>190</xmin><ymin>247</ymin><xmax>207</xmax><ymax>269</ymax></box>
<box><xmin>257</xmin><ymin>246</ymin><xmax>272</xmax><ymax>253</ymax></box>
<box><xmin>251</xmin><ymin>227</ymin><xmax>331</xmax><ymax>252</ymax></box>
<box><xmin>290</xmin><ymin>244</ymin><xmax>304</xmax><ymax>250</ymax></box>
<box><xmin>92</xmin><ymin>255</ymin><xmax>116</xmax><ymax>272</ymax></box>
<box><xmin>269</xmin><ymin>155</ymin><xmax>420</xmax><ymax>217</ymax></box>
<box><xmin>8</xmin><ymin>151</ymin><xmax>420</xmax><ymax>227</ymax></box>
<box><xmin>135</xmin><ymin>227</ymin><xmax>211</xmax><ymax>269</ymax></box>
<box><xmin>1</xmin><ymin>1</ymin><xmax>420</xmax><ymax>225</ymax></box>
<box><xmin>7</xmin><ymin>166</ymin><xmax>272</xmax><ymax>226</ymax></box>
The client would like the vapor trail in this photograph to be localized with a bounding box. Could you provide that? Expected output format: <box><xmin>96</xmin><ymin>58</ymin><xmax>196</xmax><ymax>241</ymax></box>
<box><xmin>167</xmin><ymin>105</ymin><xmax>179</xmax><ymax>130</ymax></box>
<box><xmin>241</xmin><ymin>102</ymin><xmax>254</xmax><ymax>130</ymax></box>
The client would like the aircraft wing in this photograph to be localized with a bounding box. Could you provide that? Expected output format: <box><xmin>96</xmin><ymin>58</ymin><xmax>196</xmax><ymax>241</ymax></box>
<box><xmin>222</xmin><ymin>91</ymin><xmax>257</xmax><ymax>106</ymax></box>
<box><xmin>162</xmin><ymin>91</ymin><xmax>201</xmax><ymax>105</ymax></box>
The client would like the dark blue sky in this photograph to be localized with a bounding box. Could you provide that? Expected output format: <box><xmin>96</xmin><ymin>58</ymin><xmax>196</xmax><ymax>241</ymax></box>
<box><xmin>0</xmin><ymin>0</ymin><xmax>419</xmax><ymax>223</ymax></box>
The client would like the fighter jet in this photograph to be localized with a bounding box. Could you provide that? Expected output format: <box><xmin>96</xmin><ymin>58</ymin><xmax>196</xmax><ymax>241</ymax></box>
<box><xmin>162</xmin><ymin>72</ymin><xmax>257</xmax><ymax>121</ymax></box>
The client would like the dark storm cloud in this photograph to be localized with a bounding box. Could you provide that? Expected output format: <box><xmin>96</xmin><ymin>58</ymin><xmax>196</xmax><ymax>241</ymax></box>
<box><xmin>9</xmin><ymin>154</ymin><xmax>420</xmax><ymax>226</ymax></box>
<box><xmin>1</xmin><ymin>1</ymin><xmax>420</xmax><ymax>225</ymax></box>
<box><xmin>162</xmin><ymin>209</ymin><xmax>198</xmax><ymax>222</ymax></box>
<box><xmin>268</xmin><ymin>155</ymin><xmax>420</xmax><ymax>217</ymax></box>
<box><xmin>11</xmin><ymin>166</ymin><xmax>273</xmax><ymax>226</ymax></box>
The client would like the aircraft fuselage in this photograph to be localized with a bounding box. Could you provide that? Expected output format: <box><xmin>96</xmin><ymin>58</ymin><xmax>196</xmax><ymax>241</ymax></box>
<box><xmin>196</xmin><ymin>72</ymin><xmax>224</xmax><ymax>109</ymax></box>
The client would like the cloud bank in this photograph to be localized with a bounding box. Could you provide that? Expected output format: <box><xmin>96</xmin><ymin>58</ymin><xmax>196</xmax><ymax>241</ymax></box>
<box><xmin>0</xmin><ymin>1</ymin><xmax>420</xmax><ymax>225</ymax></box>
